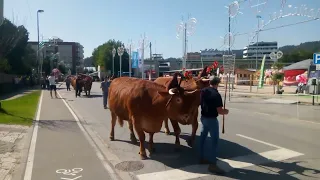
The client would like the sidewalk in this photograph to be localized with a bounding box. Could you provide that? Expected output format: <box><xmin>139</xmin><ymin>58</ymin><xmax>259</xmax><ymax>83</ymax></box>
<box><xmin>24</xmin><ymin>90</ymin><xmax>114</xmax><ymax>180</ymax></box>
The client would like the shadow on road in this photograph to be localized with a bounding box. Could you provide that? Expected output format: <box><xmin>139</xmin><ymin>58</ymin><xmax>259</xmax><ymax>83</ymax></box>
<box><xmin>113</xmin><ymin>133</ymin><xmax>319</xmax><ymax>179</ymax></box>
<box><xmin>38</xmin><ymin>120</ymin><xmax>80</xmax><ymax>133</ymax></box>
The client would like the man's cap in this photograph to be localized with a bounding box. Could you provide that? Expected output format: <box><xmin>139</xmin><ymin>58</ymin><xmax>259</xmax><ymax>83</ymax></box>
<box><xmin>209</xmin><ymin>76</ymin><xmax>221</xmax><ymax>85</ymax></box>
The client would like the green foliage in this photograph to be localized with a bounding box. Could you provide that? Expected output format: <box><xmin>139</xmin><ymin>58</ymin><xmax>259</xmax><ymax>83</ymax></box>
<box><xmin>0</xmin><ymin>91</ymin><xmax>40</xmax><ymax>125</ymax></box>
<box><xmin>279</xmin><ymin>41</ymin><xmax>320</xmax><ymax>63</ymax></box>
<box><xmin>0</xmin><ymin>18</ymin><xmax>36</xmax><ymax>75</ymax></box>
<box><xmin>0</xmin><ymin>58</ymin><xmax>11</xmax><ymax>72</ymax></box>
<box><xmin>58</xmin><ymin>64</ymin><xmax>66</xmax><ymax>74</ymax></box>
<box><xmin>91</xmin><ymin>39</ymin><xmax>129</xmax><ymax>75</ymax></box>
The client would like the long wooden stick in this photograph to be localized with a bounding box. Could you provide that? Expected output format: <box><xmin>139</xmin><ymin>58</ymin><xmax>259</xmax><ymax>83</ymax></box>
<box><xmin>222</xmin><ymin>74</ymin><xmax>228</xmax><ymax>134</ymax></box>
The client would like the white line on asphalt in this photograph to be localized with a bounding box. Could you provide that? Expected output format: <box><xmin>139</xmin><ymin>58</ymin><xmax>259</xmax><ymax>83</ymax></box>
<box><xmin>24</xmin><ymin>90</ymin><xmax>43</xmax><ymax>180</ymax></box>
<box><xmin>229</xmin><ymin>107</ymin><xmax>320</xmax><ymax>125</ymax></box>
<box><xmin>236</xmin><ymin>134</ymin><xmax>283</xmax><ymax>149</ymax></box>
<box><xmin>136</xmin><ymin>135</ymin><xmax>304</xmax><ymax>180</ymax></box>
<box><xmin>57</xmin><ymin>91</ymin><xmax>119</xmax><ymax>180</ymax></box>
<box><xmin>136</xmin><ymin>148</ymin><xmax>304</xmax><ymax>180</ymax></box>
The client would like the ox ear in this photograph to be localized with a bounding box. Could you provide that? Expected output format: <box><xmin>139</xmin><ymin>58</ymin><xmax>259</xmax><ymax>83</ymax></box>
<box><xmin>198</xmin><ymin>66</ymin><xmax>208</xmax><ymax>78</ymax></box>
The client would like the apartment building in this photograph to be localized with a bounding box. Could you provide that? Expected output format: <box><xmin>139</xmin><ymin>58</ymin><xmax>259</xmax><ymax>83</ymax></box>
<box><xmin>243</xmin><ymin>41</ymin><xmax>278</xmax><ymax>60</ymax></box>
<box><xmin>29</xmin><ymin>38</ymin><xmax>84</xmax><ymax>74</ymax></box>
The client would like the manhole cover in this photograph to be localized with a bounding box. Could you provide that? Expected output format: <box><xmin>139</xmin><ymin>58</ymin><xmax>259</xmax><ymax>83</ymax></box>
<box><xmin>115</xmin><ymin>161</ymin><xmax>144</xmax><ymax>172</ymax></box>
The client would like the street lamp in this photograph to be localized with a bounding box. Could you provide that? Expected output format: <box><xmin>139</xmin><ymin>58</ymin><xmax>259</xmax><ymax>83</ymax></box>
<box><xmin>37</xmin><ymin>9</ymin><xmax>44</xmax><ymax>77</ymax></box>
<box><xmin>112</xmin><ymin>48</ymin><xmax>116</xmax><ymax>76</ymax></box>
<box><xmin>0</xmin><ymin>0</ymin><xmax>4</xmax><ymax>26</ymax></box>
<box><xmin>117</xmin><ymin>46</ymin><xmax>124</xmax><ymax>77</ymax></box>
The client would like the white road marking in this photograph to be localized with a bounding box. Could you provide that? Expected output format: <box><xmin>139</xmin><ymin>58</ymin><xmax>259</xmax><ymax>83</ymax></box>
<box><xmin>230</xmin><ymin>107</ymin><xmax>320</xmax><ymax>125</ymax></box>
<box><xmin>57</xmin><ymin>91</ymin><xmax>119</xmax><ymax>180</ymax></box>
<box><xmin>24</xmin><ymin>91</ymin><xmax>43</xmax><ymax>180</ymax></box>
<box><xmin>236</xmin><ymin>134</ymin><xmax>283</xmax><ymax>149</ymax></box>
<box><xmin>136</xmin><ymin>134</ymin><xmax>304</xmax><ymax>180</ymax></box>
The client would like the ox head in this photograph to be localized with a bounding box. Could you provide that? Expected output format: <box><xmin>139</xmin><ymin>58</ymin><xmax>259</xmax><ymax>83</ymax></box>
<box><xmin>194</xmin><ymin>66</ymin><xmax>211</xmax><ymax>89</ymax></box>
<box><xmin>160</xmin><ymin>72</ymin><xmax>199</xmax><ymax>123</ymax></box>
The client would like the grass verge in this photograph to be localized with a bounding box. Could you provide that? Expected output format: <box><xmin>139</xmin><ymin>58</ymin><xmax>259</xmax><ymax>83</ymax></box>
<box><xmin>0</xmin><ymin>90</ymin><xmax>41</xmax><ymax>126</ymax></box>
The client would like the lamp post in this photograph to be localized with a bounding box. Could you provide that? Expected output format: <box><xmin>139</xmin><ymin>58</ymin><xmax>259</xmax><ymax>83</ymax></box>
<box><xmin>117</xmin><ymin>46</ymin><xmax>124</xmax><ymax>77</ymax></box>
<box><xmin>0</xmin><ymin>0</ymin><xmax>4</xmax><ymax>26</ymax></box>
<box><xmin>112</xmin><ymin>47</ymin><xmax>116</xmax><ymax>76</ymax></box>
<box><xmin>127</xmin><ymin>40</ymin><xmax>134</xmax><ymax>77</ymax></box>
<box><xmin>37</xmin><ymin>9</ymin><xmax>44</xmax><ymax>78</ymax></box>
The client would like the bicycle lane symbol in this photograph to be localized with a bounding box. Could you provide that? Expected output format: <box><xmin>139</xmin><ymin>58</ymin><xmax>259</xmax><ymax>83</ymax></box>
<box><xmin>56</xmin><ymin>168</ymin><xmax>83</xmax><ymax>180</ymax></box>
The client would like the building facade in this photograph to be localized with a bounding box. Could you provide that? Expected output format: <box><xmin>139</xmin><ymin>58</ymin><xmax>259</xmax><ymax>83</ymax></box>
<box><xmin>29</xmin><ymin>39</ymin><xmax>84</xmax><ymax>74</ymax></box>
<box><xmin>243</xmin><ymin>41</ymin><xmax>278</xmax><ymax>60</ymax></box>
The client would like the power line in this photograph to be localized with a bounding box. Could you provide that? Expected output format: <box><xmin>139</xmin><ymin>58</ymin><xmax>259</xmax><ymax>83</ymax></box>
<box><xmin>234</xmin><ymin>18</ymin><xmax>319</xmax><ymax>37</ymax></box>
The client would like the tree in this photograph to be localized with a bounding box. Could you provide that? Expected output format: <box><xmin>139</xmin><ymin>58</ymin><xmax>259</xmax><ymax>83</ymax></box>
<box><xmin>271</xmin><ymin>62</ymin><xmax>284</xmax><ymax>94</ymax></box>
<box><xmin>92</xmin><ymin>39</ymin><xmax>129</xmax><ymax>76</ymax></box>
<box><xmin>0</xmin><ymin>18</ymin><xmax>36</xmax><ymax>75</ymax></box>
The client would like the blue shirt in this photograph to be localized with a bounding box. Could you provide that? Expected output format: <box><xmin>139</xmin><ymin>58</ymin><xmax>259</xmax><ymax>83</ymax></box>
<box><xmin>101</xmin><ymin>81</ymin><xmax>111</xmax><ymax>93</ymax></box>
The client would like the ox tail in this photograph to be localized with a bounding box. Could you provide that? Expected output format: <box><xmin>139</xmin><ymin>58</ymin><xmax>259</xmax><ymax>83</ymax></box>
<box><xmin>118</xmin><ymin>118</ymin><xmax>124</xmax><ymax>127</ymax></box>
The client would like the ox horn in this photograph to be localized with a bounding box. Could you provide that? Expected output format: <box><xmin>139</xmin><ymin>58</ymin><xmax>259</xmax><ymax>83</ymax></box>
<box><xmin>168</xmin><ymin>88</ymin><xmax>177</xmax><ymax>95</ymax></box>
<box><xmin>184</xmin><ymin>89</ymin><xmax>198</xmax><ymax>94</ymax></box>
<box><xmin>201</xmin><ymin>78</ymin><xmax>210</xmax><ymax>82</ymax></box>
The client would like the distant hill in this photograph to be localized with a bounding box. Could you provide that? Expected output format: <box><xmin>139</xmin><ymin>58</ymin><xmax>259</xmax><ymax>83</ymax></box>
<box><xmin>279</xmin><ymin>41</ymin><xmax>320</xmax><ymax>54</ymax></box>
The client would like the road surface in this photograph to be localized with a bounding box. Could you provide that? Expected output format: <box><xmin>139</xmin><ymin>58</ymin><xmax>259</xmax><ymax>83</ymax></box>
<box><xmin>57</xmin><ymin>82</ymin><xmax>320</xmax><ymax>180</ymax></box>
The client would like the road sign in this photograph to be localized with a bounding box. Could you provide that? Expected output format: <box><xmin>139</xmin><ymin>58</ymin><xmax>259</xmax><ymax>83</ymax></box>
<box><xmin>314</xmin><ymin>53</ymin><xmax>320</xmax><ymax>64</ymax></box>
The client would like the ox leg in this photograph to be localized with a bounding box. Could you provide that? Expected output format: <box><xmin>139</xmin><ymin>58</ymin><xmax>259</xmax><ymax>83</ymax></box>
<box><xmin>109</xmin><ymin>112</ymin><xmax>117</xmax><ymax>141</ymax></box>
<box><xmin>128</xmin><ymin>121</ymin><xmax>138</xmax><ymax>144</ymax></box>
<box><xmin>163</xmin><ymin>119</ymin><xmax>171</xmax><ymax>135</ymax></box>
<box><xmin>85</xmin><ymin>90</ymin><xmax>88</xmax><ymax>96</ymax></box>
<box><xmin>148</xmin><ymin>133</ymin><xmax>155</xmax><ymax>154</ymax></box>
<box><xmin>187</xmin><ymin>115</ymin><xmax>199</xmax><ymax>148</ymax></box>
<box><xmin>134</xmin><ymin>124</ymin><xmax>147</xmax><ymax>160</ymax></box>
<box><xmin>170</xmin><ymin>120</ymin><xmax>181</xmax><ymax>152</ymax></box>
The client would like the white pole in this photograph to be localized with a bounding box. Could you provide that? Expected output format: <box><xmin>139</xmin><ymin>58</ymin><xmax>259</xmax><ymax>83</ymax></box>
<box><xmin>129</xmin><ymin>43</ymin><xmax>132</xmax><ymax>77</ymax></box>
<box><xmin>141</xmin><ymin>33</ymin><xmax>145</xmax><ymax>79</ymax></box>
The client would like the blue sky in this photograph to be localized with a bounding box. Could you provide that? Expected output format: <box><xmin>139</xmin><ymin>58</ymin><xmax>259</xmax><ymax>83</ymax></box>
<box><xmin>3</xmin><ymin>0</ymin><xmax>320</xmax><ymax>58</ymax></box>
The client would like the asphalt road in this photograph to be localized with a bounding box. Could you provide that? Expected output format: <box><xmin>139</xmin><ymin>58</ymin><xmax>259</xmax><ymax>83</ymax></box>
<box><xmin>27</xmin><ymin>90</ymin><xmax>114</xmax><ymax>180</ymax></box>
<box><xmin>57</xmin><ymin>82</ymin><xmax>320</xmax><ymax>180</ymax></box>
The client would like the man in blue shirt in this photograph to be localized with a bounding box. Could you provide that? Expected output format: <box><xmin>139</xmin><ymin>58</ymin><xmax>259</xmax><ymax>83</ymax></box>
<box><xmin>100</xmin><ymin>76</ymin><xmax>111</xmax><ymax>109</ymax></box>
<box><xmin>199</xmin><ymin>76</ymin><xmax>229</xmax><ymax>174</ymax></box>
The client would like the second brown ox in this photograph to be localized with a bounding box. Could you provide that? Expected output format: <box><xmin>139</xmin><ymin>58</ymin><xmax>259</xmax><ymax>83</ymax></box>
<box><xmin>154</xmin><ymin>67</ymin><xmax>210</xmax><ymax>147</ymax></box>
<box><xmin>108</xmin><ymin>73</ymin><xmax>199</xmax><ymax>159</ymax></box>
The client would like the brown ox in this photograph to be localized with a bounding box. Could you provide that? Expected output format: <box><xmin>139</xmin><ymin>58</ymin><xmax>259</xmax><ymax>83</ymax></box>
<box><xmin>108</xmin><ymin>73</ymin><xmax>198</xmax><ymax>159</ymax></box>
<box><xmin>153</xmin><ymin>67</ymin><xmax>210</xmax><ymax>147</ymax></box>
<box><xmin>70</xmin><ymin>74</ymin><xmax>93</xmax><ymax>96</ymax></box>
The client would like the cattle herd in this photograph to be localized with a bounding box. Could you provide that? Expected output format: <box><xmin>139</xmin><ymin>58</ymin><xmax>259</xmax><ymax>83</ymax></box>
<box><xmin>108</xmin><ymin>67</ymin><xmax>212</xmax><ymax>160</ymax></box>
<box><xmin>68</xmin><ymin>74</ymin><xmax>93</xmax><ymax>96</ymax></box>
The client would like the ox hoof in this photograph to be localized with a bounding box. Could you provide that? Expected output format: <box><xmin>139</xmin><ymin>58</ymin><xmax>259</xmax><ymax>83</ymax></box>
<box><xmin>165</xmin><ymin>131</ymin><xmax>171</xmax><ymax>135</ymax></box>
<box><xmin>140</xmin><ymin>154</ymin><xmax>148</xmax><ymax>160</ymax></box>
<box><xmin>109</xmin><ymin>136</ymin><xmax>115</xmax><ymax>141</ymax></box>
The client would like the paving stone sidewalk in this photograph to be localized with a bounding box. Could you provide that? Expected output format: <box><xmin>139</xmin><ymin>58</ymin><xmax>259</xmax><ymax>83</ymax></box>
<box><xmin>0</xmin><ymin>125</ymin><xmax>29</xmax><ymax>180</ymax></box>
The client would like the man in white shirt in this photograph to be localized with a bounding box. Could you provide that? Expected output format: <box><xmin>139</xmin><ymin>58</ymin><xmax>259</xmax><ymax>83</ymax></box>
<box><xmin>48</xmin><ymin>73</ymin><xmax>58</xmax><ymax>98</ymax></box>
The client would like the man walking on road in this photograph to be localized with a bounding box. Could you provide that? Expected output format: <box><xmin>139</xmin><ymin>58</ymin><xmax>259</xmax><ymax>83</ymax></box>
<box><xmin>199</xmin><ymin>76</ymin><xmax>229</xmax><ymax>175</ymax></box>
<box><xmin>48</xmin><ymin>73</ymin><xmax>58</xmax><ymax>98</ymax></box>
<box><xmin>100</xmin><ymin>76</ymin><xmax>111</xmax><ymax>109</ymax></box>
